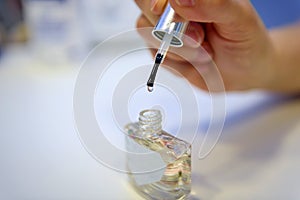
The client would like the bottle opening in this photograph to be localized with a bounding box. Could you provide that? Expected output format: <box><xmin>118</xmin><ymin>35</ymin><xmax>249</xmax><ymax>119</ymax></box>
<box><xmin>138</xmin><ymin>109</ymin><xmax>162</xmax><ymax>135</ymax></box>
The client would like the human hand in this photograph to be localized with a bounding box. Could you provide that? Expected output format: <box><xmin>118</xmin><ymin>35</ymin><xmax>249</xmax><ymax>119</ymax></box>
<box><xmin>134</xmin><ymin>0</ymin><xmax>279</xmax><ymax>92</ymax></box>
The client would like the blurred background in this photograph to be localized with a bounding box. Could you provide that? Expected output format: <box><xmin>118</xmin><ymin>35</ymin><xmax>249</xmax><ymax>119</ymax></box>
<box><xmin>0</xmin><ymin>1</ymin><xmax>144</xmax><ymax>199</ymax></box>
<box><xmin>0</xmin><ymin>0</ymin><xmax>140</xmax><ymax>64</ymax></box>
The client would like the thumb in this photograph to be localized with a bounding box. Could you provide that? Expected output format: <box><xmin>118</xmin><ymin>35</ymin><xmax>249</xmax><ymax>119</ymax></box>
<box><xmin>169</xmin><ymin>0</ymin><xmax>265</xmax><ymax>41</ymax></box>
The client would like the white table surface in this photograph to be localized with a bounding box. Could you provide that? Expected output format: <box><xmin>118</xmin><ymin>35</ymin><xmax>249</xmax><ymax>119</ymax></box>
<box><xmin>1</xmin><ymin>44</ymin><xmax>300</xmax><ymax>200</ymax></box>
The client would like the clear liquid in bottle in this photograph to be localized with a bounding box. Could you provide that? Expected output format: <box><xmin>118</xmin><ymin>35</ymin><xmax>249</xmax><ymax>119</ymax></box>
<box><xmin>125</xmin><ymin>109</ymin><xmax>191</xmax><ymax>200</ymax></box>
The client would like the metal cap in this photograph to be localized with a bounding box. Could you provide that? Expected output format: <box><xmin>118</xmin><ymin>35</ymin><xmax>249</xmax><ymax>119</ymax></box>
<box><xmin>152</xmin><ymin>3</ymin><xmax>188</xmax><ymax>47</ymax></box>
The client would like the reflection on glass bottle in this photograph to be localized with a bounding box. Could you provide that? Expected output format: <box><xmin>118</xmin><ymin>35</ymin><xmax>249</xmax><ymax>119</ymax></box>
<box><xmin>125</xmin><ymin>109</ymin><xmax>191</xmax><ymax>200</ymax></box>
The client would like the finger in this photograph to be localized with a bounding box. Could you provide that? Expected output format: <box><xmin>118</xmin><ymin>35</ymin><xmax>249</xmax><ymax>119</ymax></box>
<box><xmin>169</xmin><ymin>44</ymin><xmax>213</xmax><ymax>64</ymax></box>
<box><xmin>136</xmin><ymin>15</ymin><xmax>182</xmax><ymax>61</ymax></box>
<box><xmin>137</xmin><ymin>17</ymin><xmax>213</xmax><ymax>65</ymax></box>
<box><xmin>135</xmin><ymin>0</ymin><xmax>169</xmax><ymax>25</ymax></box>
<box><xmin>148</xmin><ymin>47</ymin><xmax>212</xmax><ymax>90</ymax></box>
<box><xmin>145</xmin><ymin>36</ymin><xmax>214</xmax><ymax>65</ymax></box>
<box><xmin>136</xmin><ymin>14</ymin><xmax>155</xmax><ymax>29</ymax></box>
<box><xmin>151</xmin><ymin>0</ymin><xmax>168</xmax><ymax>15</ymax></box>
<box><xmin>182</xmin><ymin>22</ymin><xmax>205</xmax><ymax>48</ymax></box>
<box><xmin>139</xmin><ymin>25</ymin><xmax>212</xmax><ymax>91</ymax></box>
<box><xmin>137</xmin><ymin>14</ymin><xmax>214</xmax><ymax>69</ymax></box>
<box><xmin>134</xmin><ymin>0</ymin><xmax>159</xmax><ymax>25</ymax></box>
<box><xmin>146</xmin><ymin>40</ymin><xmax>210</xmax><ymax>91</ymax></box>
<box><xmin>136</xmin><ymin>14</ymin><xmax>161</xmax><ymax>47</ymax></box>
<box><xmin>169</xmin><ymin>0</ymin><xmax>264</xmax><ymax>41</ymax></box>
<box><xmin>162</xmin><ymin>57</ymin><xmax>209</xmax><ymax>91</ymax></box>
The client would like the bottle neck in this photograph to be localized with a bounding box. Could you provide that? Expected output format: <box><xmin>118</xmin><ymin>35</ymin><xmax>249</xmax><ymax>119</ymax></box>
<box><xmin>138</xmin><ymin>109</ymin><xmax>162</xmax><ymax>136</ymax></box>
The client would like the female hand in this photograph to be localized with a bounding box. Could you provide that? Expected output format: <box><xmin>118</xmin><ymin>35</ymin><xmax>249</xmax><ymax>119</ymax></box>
<box><xmin>134</xmin><ymin>0</ymin><xmax>300</xmax><ymax>93</ymax></box>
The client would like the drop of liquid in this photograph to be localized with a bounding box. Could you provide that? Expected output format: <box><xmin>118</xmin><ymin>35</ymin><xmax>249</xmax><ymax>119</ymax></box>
<box><xmin>147</xmin><ymin>86</ymin><xmax>154</xmax><ymax>92</ymax></box>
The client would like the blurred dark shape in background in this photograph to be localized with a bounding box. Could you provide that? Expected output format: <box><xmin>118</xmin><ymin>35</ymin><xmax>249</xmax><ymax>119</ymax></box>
<box><xmin>0</xmin><ymin>0</ymin><xmax>139</xmax><ymax>62</ymax></box>
<box><xmin>0</xmin><ymin>0</ymin><xmax>28</xmax><ymax>44</ymax></box>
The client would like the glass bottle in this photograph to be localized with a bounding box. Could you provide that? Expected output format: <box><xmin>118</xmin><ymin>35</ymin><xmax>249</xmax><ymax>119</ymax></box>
<box><xmin>125</xmin><ymin>109</ymin><xmax>191</xmax><ymax>200</ymax></box>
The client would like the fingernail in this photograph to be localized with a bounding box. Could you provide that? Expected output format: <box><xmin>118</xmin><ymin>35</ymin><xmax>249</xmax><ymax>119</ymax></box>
<box><xmin>183</xmin><ymin>28</ymin><xmax>202</xmax><ymax>48</ymax></box>
<box><xmin>175</xmin><ymin>0</ymin><xmax>195</xmax><ymax>6</ymax></box>
<box><xmin>151</xmin><ymin>0</ymin><xmax>158</xmax><ymax>11</ymax></box>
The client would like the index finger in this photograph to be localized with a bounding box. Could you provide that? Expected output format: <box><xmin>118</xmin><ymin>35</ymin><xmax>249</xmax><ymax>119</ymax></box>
<box><xmin>169</xmin><ymin>0</ymin><xmax>264</xmax><ymax>41</ymax></box>
<box><xmin>134</xmin><ymin>0</ymin><xmax>168</xmax><ymax>25</ymax></box>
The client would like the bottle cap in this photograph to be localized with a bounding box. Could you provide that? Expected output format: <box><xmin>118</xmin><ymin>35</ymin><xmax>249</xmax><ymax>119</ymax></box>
<box><xmin>152</xmin><ymin>4</ymin><xmax>188</xmax><ymax>47</ymax></box>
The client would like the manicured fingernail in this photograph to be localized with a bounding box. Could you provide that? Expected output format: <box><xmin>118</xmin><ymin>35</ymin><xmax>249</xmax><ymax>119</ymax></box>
<box><xmin>175</xmin><ymin>0</ymin><xmax>195</xmax><ymax>6</ymax></box>
<box><xmin>183</xmin><ymin>28</ymin><xmax>202</xmax><ymax>48</ymax></box>
<box><xmin>151</xmin><ymin>0</ymin><xmax>158</xmax><ymax>11</ymax></box>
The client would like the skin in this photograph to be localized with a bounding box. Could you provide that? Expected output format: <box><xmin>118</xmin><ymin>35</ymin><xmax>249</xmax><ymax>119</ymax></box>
<box><xmin>134</xmin><ymin>0</ymin><xmax>300</xmax><ymax>93</ymax></box>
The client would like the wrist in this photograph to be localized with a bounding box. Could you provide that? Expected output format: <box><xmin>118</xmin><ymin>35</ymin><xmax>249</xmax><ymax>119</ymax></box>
<box><xmin>264</xmin><ymin>29</ymin><xmax>300</xmax><ymax>94</ymax></box>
